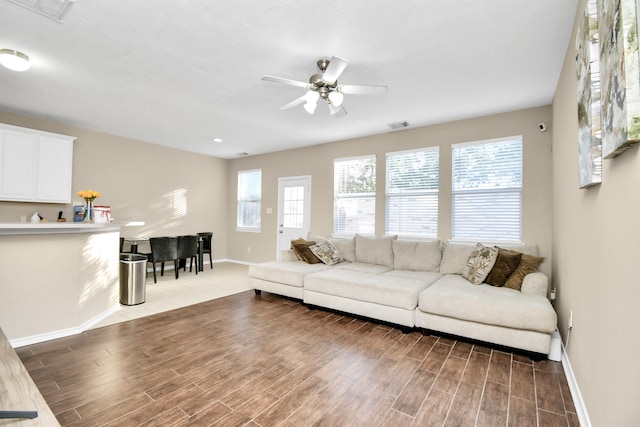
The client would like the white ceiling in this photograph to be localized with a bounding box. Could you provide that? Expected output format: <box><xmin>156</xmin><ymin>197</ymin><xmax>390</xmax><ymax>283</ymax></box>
<box><xmin>0</xmin><ymin>0</ymin><xmax>578</xmax><ymax>159</ymax></box>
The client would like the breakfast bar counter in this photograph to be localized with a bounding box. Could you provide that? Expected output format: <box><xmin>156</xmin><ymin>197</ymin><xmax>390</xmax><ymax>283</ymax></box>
<box><xmin>0</xmin><ymin>223</ymin><xmax>120</xmax><ymax>346</ymax></box>
<box><xmin>0</xmin><ymin>326</ymin><xmax>59</xmax><ymax>426</ymax></box>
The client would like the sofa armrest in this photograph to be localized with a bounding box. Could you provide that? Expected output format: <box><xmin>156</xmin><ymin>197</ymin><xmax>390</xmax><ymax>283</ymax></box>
<box><xmin>520</xmin><ymin>272</ymin><xmax>549</xmax><ymax>297</ymax></box>
<box><xmin>280</xmin><ymin>249</ymin><xmax>298</xmax><ymax>262</ymax></box>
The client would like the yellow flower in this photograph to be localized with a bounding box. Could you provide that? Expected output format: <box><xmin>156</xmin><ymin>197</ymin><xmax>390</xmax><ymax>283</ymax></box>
<box><xmin>77</xmin><ymin>189</ymin><xmax>101</xmax><ymax>200</ymax></box>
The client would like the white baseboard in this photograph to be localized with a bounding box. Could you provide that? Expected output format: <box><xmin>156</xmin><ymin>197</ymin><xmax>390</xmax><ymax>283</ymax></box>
<box><xmin>10</xmin><ymin>305</ymin><xmax>120</xmax><ymax>348</ymax></box>
<box><xmin>561</xmin><ymin>347</ymin><xmax>592</xmax><ymax>427</ymax></box>
<box><xmin>223</xmin><ymin>258</ymin><xmax>252</xmax><ymax>266</ymax></box>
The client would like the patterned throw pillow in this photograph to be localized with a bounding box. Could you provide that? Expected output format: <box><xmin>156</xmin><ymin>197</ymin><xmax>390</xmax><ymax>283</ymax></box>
<box><xmin>461</xmin><ymin>243</ymin><xmax>499</xmax><ymax>285</ymax></box>
<box><xmin>310</xmin><ymin>241</ymin><xmax>344</xmax><ymax>265</ymax></box>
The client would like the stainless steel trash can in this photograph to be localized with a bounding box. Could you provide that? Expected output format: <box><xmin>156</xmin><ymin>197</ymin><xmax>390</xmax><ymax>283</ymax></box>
<box><xmin>119</xmin><ymin>253</ymin><xmax>147</xmax><ymax>305</ymax></box>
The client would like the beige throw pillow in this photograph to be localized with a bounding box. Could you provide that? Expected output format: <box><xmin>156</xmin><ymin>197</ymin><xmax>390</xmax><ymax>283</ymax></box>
<box><xmin>355</xmin><ymin>234</ymin><xmax>396</xmax><ymax>267</ymax></box>
<box><xmin>329</xmin><ymin>237</ymin><xmax>355</xmax><ymax>262</ymax></box>
<box><xmin>439</xmin><ymin>243</ymin><xmax>476</xmax><ymax>274</ymax></box>
<box><xmin>504</xmin><ymin>254</ymin><xmax>545</xmax><ymax>290</ymax></box>
<box><xmin>392</xmin><ymin>240</ymin><xmax>441</xmax><ymax>272</ymax></box>
<box><xmin>461</xmin><ymin>243</ymin><xmax>498</xmax><ymax>285</ymax></box>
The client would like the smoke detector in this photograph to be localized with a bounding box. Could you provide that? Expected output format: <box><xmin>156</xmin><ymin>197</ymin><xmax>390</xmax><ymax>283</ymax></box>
<box><xmin>388</xmin><ymin>121</ymin><xmax>410</xmax><ymax>130</ymax></box>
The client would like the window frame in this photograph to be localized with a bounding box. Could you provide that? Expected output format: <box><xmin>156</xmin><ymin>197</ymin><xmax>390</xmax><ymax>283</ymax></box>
<box><xmin>236</xmin><ymin>169</ymin><xmax>262</xmax><ymax>232</ymax></box>
<box><xmin>385</xmin><ymin>147</ymin><xmax>439</xmax><ymax>239</ymax></box>
<box><xmin>333</xmin><ymin>155</ymin><xmax>376</xmax><ymax>237</ymax></box>
<box><xmin>451</xmin><ymin>136</ymin><xmax>523</xmax><ymax>243</ymax></box>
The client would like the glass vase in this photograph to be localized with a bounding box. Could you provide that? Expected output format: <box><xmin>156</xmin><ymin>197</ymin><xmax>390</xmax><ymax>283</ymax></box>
<box><xmin>84</xmin><ymin>200</ymin><xmax>93</xmax><ymax>222</ymax></box>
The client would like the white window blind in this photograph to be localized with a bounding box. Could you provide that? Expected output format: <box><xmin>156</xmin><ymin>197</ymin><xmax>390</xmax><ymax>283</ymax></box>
<box><xmin>452</xmin><ymin>137</ymin><xmax>522</xmax><ymax>242</ymax></box>
<box><xmin>334</xmin><ymin>155</ymin><xmax>376</xmax><ymax>235</ymax></box>
<box><xmin>237</xmin><ymin>169</ymin><xmax>261</xmax><ymax>230</ymax></box>
<box><xmin>386</xmin><ymin>147</ymin><xmax>439</xmax><ymax>238</ymax></box>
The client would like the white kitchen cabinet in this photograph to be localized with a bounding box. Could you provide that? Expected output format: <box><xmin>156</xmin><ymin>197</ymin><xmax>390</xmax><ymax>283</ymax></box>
<box><xmin>0</xmin><ymin>123</ymin><xmax>75</xmax><ymax>203</ymax></box>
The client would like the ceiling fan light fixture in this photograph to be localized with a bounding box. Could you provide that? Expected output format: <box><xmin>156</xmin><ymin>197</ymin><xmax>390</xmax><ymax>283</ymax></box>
<box><xmin>304</xmin><ymin>101</ymin><xmax>318</xmax><ymax>114</ymax></box>
<box><xmin>328</xmin><ymin>91</ymin><xmax>344</xmax><ymax>107</ymax></box>
<box><xmin>304</xmin><ymin>90</ymin><xmax>319</xmax><ymax>103</ymax></box>
<box><xmin>0</xmin><ymin>49</ymin><xmax>31</xmax><ymax>72</ymax></box>
<box><xmin>303</xmin><ymin>90</ymin><xmax>319</xmax><ymax>114</ymax></box>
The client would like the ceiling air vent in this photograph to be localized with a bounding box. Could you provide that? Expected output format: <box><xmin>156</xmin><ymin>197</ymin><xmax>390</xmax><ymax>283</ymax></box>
<box><xmin>388</xmin><ymin>120</ymin><xmax>410</xmax><ymax>130</ymax></box>
<box><xmin>7</xmin><ymin>0</ymin><xmax>75</xmax><ymax>22</ymax></box>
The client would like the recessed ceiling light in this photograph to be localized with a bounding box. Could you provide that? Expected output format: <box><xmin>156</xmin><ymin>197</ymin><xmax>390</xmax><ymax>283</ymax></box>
<box><xmin>0</xmin><ymin>49</ymin><xmax>31</xmax><ymax>72</ymax></box>
<box><xmin>212</xmin><ymin>137</ymin><xmax>223</xmax><ymax>143</ymax></box>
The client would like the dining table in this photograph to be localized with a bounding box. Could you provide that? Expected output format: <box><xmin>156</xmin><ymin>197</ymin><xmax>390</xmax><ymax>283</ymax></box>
<box><xmin>123</xmin><ymin>236</ymin><xmax>204</xmax><ymax>271</ymax></box>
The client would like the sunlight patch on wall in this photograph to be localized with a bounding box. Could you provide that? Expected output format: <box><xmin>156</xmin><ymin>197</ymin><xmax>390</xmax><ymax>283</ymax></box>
<box><xmin>168</xmin><ymin>188</ymin><xmax>188</xmax><ymax>218</ymax></box>
<box><xmin>78</xmin><ymin>232</ymin><xmax>119</xmax><ymax>308</ymax></box>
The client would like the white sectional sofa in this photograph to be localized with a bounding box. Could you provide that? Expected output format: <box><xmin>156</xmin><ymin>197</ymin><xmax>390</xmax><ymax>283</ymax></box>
<box><xmin>248</xmin><ymin>234</ymin><xmax>557</xmax><ymax>355</ymax></box>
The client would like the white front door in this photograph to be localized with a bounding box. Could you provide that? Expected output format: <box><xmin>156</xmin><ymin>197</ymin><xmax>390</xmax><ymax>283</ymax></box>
<box><xmin>277</xmin><ymin>176</ymin><xmax>311</xmax><ymax>259</ymax></box>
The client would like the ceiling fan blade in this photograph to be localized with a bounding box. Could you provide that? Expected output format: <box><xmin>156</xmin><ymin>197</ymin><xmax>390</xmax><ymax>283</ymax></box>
<box><xmin>262</xmin><ymin>75</ymin><xmax>309</xmax><ymax>89</ymax></box>
<box><xmin>322</xmin><ymin>56</ymin><xmax>348</xmax><ymax>84</ymax></box>
<box><xmin>280</xmin><ymin>95</ymin><xmax>307</xmax><ymax>110</ymax></box>
<box><xmin>339</xmin><ymin>84</ymin><xmax>388</xmax><ymax>95</ymax></box>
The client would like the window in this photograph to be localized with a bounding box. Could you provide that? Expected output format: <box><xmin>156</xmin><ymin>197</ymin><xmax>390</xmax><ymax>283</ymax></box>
<box><xmin>386</xmin><ymin>147</ymin><xmax>439</xmax><ymax>238</ymax></box>
<box><xmin>282</xmin><ymin>185</ymin><xmax>305</xmax><ymax>228</ymax></box>
<box><xmin>237</xmin><ymin>169</ymin><xmax>261</xmax><ymax>231</ymax></box>
<box><xmin>334</xmin><ymin>155</ymin><xmax>376</xmax><ymax>235</ymax></box>
<box><xmin>452</xmin><ymin>136</ymin><xmax>522</xmax><ymax>242</ymax></box>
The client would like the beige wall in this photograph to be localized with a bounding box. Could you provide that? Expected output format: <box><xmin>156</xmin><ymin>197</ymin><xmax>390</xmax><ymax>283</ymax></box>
<box><xmin>227</xmin><ymin>106</ymin><xmax>553</xmax><ymax>273</ymax></box>
<box><xmin>551</xmin><ymin>1</ymin><xmax>640</xmax><ymax>424</ymax></box>
<box><xmin>0</xmin><ymin>111</ymin><xmax>229</xmax><ymax>259</ymax></box>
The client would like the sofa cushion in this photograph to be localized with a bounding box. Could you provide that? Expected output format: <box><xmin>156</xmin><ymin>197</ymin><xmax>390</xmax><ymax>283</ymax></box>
<box><xmin>329</xmin><ymin>237</ymin><xmax>355</xmax><ymax>262</ymax></box>
<box><xmin>355</xmin><ymin>234</ymin><xmax>396</xmax><ymax>267</ymax></box>
<box><xmin>249</xmin><ymin>261</ymin><xmax>331</xmax><ymax>288</ymax></box>
<box><xmin>335</xmin><ymin>262</ymin><xmax>392</xmax><ymax>274</ymax></box>
<box><xmin>310</xmin><ymin>240</ymin><xmax>344</xmax><ymax>265</ymax></box>
<box><xmin>485</xmin><ymin>248</ymin><xmax>522</xmax><ymax>287</ymax></box>
<box><xmin>305</xmin><ymin>269</ymin><xmax>429</xmax><ymax>310</ymax></box>
<box><xmin>504</xmin><ymin>254</ymin><xmax>545</xmax><ymax>291</ymax></box>
<box><xmin>418</xmin><ymin>274</ymin><xmax>557</xmax><ymax>333</ymax></box>
<box><xmin>439</xmin><ymin>243</ymin><xmax>476</xmax><ymax>274</ymax></box>
<box><xmin>392</xmin><ymin>240</ymin><xmax>441</xmax><ymax>272</ymax></box>
<box><xmin>382</xmin><ymin>269</ymin><xmax>442</xmax><ymax>287</ymax></box>
<box><xmin>461</xmin><ymin>243</ymin><xmax>498</xmax><ymax>285</ymax></box>
<box><xmin>291</xmin><ymin>238</ymin><xmax>321</xmax><ymax>264</ymax></box>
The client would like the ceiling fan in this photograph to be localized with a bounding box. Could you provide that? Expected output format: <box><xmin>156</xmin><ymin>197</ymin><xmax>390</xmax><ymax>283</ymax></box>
<box><xmin>262</xmin><ymin>56</ymin><xmax>388</xmax><ymax>117</ymax></box>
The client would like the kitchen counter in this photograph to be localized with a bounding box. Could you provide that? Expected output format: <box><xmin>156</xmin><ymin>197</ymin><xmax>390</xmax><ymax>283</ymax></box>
<box><xmin>0</xmin><ymin>225</ymin><xmax>120</xmax><ymax>346</ymax></box>
<box><xmin>0</xmin><ymin>222</ymin><xmax>139</xmax><ymax>235</ymax></box>
<box><xmin>0</xmin><ymin>327</ymin><xmax>59</xmax><ymax>426</ymax></box>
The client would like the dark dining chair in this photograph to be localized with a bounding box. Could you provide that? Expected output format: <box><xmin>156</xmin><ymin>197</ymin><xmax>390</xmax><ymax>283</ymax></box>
<box><xmin>177</xmin><ymin>235</ymin><xmax>199</xmax><ymax>274</ymax></box>
<box><xmin>197</xmin><ymin>232</ymin><xmax>213</xmax><ymax>269</ymax></box>
<box><xmin>119</xmin><ymin>237</ymin><xmax>135</xmax><ymax>253</ymax></box>
<box><xmin>147</xmin><ymin>237</ymin><xmax>179</xmax><ymax>283</ymax></box>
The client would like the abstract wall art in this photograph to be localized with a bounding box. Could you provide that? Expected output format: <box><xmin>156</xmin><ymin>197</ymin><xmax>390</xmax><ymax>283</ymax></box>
<box><xmin>576</xmin><ymin>0</ymin><xmax>602</xmax><ymax>188</ymax></box>
<box><xmin>598</xmin><ymin>0</ymin><xmax>640</xmax><ymax>158</ymax></box>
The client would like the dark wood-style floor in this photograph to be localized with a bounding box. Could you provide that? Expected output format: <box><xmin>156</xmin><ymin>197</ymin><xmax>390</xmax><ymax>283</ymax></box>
<box><xmin>17</xmin><ymin>291</ymin><xmax>578</xmax><ymax>426</ymax></box>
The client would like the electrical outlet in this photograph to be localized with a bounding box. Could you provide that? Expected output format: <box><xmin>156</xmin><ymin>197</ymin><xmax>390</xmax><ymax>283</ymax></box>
<box><xmin>247</xmin><ymin>246</ymin><xmax>251</xmax><ymax>254</ymax></box>
<box><xmin>568</xmin><ymin>310</ymin><xmax>573</xmax><ymax>330</ymax></box>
